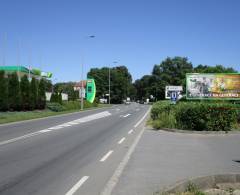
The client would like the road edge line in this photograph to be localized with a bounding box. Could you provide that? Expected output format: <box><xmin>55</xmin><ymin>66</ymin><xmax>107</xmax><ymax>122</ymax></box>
<box><xmin>100</xmin><ymin>108</ymin><xmax>151</xmax><ymax>195</ymax></box>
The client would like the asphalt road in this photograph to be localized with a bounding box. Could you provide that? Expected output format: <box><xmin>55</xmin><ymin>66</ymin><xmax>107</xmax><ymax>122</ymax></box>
<box><xmin>0</xmin><ymin>103</ymin><xmax>150</xmax><ymax>195</ymax></box>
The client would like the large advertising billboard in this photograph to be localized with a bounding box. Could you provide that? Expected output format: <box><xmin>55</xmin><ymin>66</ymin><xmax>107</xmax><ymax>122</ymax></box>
<box><xmin>186</xmin><ymin>73</ymin><xmax>240</xmax><ymax>100</ymax></box>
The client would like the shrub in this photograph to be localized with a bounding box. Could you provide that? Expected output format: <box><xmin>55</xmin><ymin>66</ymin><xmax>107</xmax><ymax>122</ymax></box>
<box><xmin>151</xmin><ymin>101</ymin><xmax>172</xmax><ymax>120</ymax></box>
<box><xmin>175</xmin><ymin>102</ymin><xmax>208</xmax><ymax>131</ymax></box>
<box><xmin>47</xmin><ymin>102</ymin><xmax>65</xmax><ymax>112</ymax></box>
<box><xmin>206</xmin><ymin>103</ymin><xmax>238</xmax><ymax>131</ymax></box>
<box><xmin>152</xmin><ymin>112</ymin><xmax>176</xmax><ymax>129</ymax></box>
<box><xmin>37</xmin><ymin>79</ymin><xmax>46</xmax><ymax>109</ymax></box>
<box><xmin>151</xmin><ymin>100</ymin><xmax>239</xmax><ymax>131</ymax></box>
<box><xmin>29</xmin><ymin>77</ymin><xmax>38</xmax><ymax>110</ymax></box>
<box><xmin>0</xmin><ymin>71</ymin><xmax>8</xmax><ymax>111</ymax></box>
<box><xmin>8</xmin><ymin>73</ymin><xmax>21</xmax><ymax>111</ymax></box>
<box><xmin>20</xmin><ymin>75</ymin><xmax>30</xmax><ymax>110</ymax></box>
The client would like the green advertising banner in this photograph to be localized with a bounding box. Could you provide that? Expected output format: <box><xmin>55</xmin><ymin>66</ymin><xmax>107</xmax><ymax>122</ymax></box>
<box><xmin>186</xmin><ymin>73</ymin><xmax>240</xmax><ymax>100</ymax></box>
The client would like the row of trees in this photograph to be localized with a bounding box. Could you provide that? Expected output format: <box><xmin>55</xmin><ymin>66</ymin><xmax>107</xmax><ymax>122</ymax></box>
<box><xmin>0</xmin><ymin>71</ymin><xmax>47</xmax><ymax>111</ymax></box>
<box><xmin>87</xmin><ymin>66</ymin><xmax>135</xmax><ymax>103</ymax></box>
<box><xmin>134</xmin><ymin>57</ymin><xmax>237</xmax><ymax>101</ymax></box>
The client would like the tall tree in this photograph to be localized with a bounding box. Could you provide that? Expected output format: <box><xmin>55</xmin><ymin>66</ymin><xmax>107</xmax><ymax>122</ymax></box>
<box><xmin>29</xmin><ymin>77</ymin><xmax>38</xmax><ymax>110</ymax></box>
<box><xmin>0</xmin><ymin>71</ymin><xmax>8</xmax><ymax>111</ymax></box>
<box><xmin>194</xmin><ymin>64</ymin><xmax>237</xmax><ymax>73</ymax></box>
<box><xmin>20</xmin><ymin>75</ymin><xmax>30</xmax><ymax>110</ymax></box>
<box><xmin>88</xmin><ymin>66</ymin><xmax>133</xmax><ymax>103</ymax></box>
<box><xmin>37</xmin><ymin>79</ymin><xmax>46</xmax><ymax>109</ymax></box>
<box><xmin>8</xmin><ymin>73</ymin><xmax>21</xmax><ymax>111</ymax></box>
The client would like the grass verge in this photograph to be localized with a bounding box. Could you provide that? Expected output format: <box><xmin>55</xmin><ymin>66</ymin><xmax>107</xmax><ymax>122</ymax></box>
<box><xmin>0</xmin><ymin>103</ymin><xmax>111</xmax><ymax>124</ymax></box>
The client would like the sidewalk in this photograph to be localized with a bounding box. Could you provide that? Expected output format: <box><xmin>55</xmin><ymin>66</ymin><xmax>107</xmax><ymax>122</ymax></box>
<box><xmin>112</xmin><ymin>129</ymin><xmax>240</xmax><ymax>195</ymax></box>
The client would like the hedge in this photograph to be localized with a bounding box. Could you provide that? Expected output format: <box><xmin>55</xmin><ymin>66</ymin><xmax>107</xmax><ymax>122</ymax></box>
<box><xmin>151</xmin><ymin>101</ymin><xmax>239</xmax><ymax>131</ymax></box>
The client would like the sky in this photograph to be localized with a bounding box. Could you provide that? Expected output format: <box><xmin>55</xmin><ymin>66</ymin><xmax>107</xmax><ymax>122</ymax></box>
<box><xmin>0</xmin><ymin>0</ymin><xmax>240</xmax><ymax>82</ymax></box>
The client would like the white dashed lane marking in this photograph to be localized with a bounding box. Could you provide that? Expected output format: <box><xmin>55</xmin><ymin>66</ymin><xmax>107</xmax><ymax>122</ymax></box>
<box><xmin>128</xmin><ymin>129</ymin><xmax>133</xmax><ymax>134</ymax></box>
<box><xmin>100</xmin><ymin>150</ymin><xmax>113</xmax><ymax>162</ymax></box>
<box><xmin>65</xmin><ymin>176</ymin><xmax>89</xmax><ymax>195</ymax></box>
<box><xmin>118</xmin><ymin>137</ymin><xmax>126</xmax><ymax>144</ymax></box>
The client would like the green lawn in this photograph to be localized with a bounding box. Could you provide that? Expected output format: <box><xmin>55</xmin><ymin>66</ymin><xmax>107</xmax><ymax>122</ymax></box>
<box><xmin>0</xmin><ymin>104</ymin><xmax>111</xmax><ymax>124</ymax></box>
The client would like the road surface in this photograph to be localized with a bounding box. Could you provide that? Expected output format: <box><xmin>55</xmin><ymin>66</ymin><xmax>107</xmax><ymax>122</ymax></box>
<box><xmin>0</xmin><ymin>103</ymin><xmax>150</xmax><ymax>195</ymax></box>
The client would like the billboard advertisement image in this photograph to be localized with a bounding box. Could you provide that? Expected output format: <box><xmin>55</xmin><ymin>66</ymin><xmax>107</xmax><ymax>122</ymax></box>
<box><xmin>186</xmin><ymin>73</ymin><xmax>240</xmax><ymax>100</ymax></box>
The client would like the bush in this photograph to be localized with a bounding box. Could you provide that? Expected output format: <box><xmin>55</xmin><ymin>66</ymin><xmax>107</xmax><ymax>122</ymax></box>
<box><xmin>29</xmin><ymin>77</ymin><xmax>38</xmax><ymax>110</ymax></box>
<box><xmin>151</xmin><ymin>100</ymin><xmax>239</xmax><ymax>131</ymax></box>
<box><xmin>151</xmin><ymin>101</ymin><xmax>172</xmax><ymax>120</ymax></box>
<box><xmin>8</xmin><ymin>73</ymin><xmax>21</xmax><ymax>111</ymax></box>
<box><xmin>20</xmin><ymin>75</ymin><xmax>30</xmax><ymax>110</ymax></box>
<box><xmin>37</xmin><ymin>79</ymin><xmax>46</xmax><ymax>109</ymax></box>
<box><xmin>206</xmin><ymin>103</ymin><xmax>238</xmax><ymax>131</ymax></box>
<box><xmin>47</xmin><ymin>102</ymin><xmax>65</xmax><ymax>112</ymax></box>
<box><xmin>175</xmin><ymin>102</ymin><xmax>208</xmax><ymax>131</ymax></box>
<box><xmin>0</xmin><ymin>71</ymin><xmax>8</xmax><ymax>111</ymax></box>
<box><xmin>152</xmin><ymin>112</ymin><xmax>176</xmax><ymax>129</ymax></box>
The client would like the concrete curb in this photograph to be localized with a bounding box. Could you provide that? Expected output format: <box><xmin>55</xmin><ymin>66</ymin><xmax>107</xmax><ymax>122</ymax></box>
<box><xmin>150</xmin><ymin>127</ymin><xmax>240</xmax><ymax>135</ymax></box>
<box><xmin>159</xmin><ymin>173</ymin><xmax>240</xmax><ymax>194</ymax></box>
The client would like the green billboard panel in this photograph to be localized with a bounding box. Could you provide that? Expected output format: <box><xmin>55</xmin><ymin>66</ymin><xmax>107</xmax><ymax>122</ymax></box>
<box><xmin>186</xmin><ymin>73</ymin><xmax>240</xmax><ymax>100</ymax></box>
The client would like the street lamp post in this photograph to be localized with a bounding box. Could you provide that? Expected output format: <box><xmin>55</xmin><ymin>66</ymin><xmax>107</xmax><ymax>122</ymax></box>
<box><xmin>80</xmin><ymin>35</ymin><xmax>95</xmax><ymax>110</ymax></box>
<box><xmin>108</xmin><ymin>67</ymin><xmax>110</xmax><ymax>105</ymax></box>
<box><xmin>109</xmin><ymin>61</ymin><xmax>118</xmax><ymax>105</ymax></box>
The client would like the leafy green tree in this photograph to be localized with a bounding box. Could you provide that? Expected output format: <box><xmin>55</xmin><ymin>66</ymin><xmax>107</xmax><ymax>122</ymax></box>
<box><xmin>20</xmin><ymin>75</ymin><xmax>30</xmax><ymax>110</ymax></box>
<box><xmin>194</xmin><ymin>64</ymin><xmax>237</xmax><ymax>73</ymax></box>
<box><xmin>50</xmin><ymin>92</ymin><xmax>58</xmax><ymax>103</ymax></box>
<box><xmin>0</xmin><ymin>71</ymin><xmax>8</xmax><ymax>111</ymax></box>
<box><xmin>54</xmin><ymin>82</ymin><xmax>78</xmax><ymax>101</ymax></box>
<box><xmin>58</xmin><ymin>91</ymin><xmax>63</xmax><ymax>104</ymax></box>
<box><xmin>37</xmin><ymin>79</ymin><xmax>46</xmax><ymax>109</ymax></box>
<box><xmin>8</xmin><ymin>73</ymin><xmax>21</xmax><ymax>111</ymax></box>
<box><xmin>29</xmin><ymin>77</ymin><xmax>38</xmax><ymax>110</ymax></box>
<box><xmin>88</xmin><ymin>66</ymin><xmax>133</xmax><ymax>103</ymax></box>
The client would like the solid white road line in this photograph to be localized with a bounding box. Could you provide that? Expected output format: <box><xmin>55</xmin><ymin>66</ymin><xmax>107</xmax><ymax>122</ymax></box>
<box><xmin>128</xmin><ymin>129</ymin><xmax>133</xmax><ymax>134</ymax></box>
<box><xmin>100</xmin><ymin>150</ymin><xmax>113</xmax><ymax>162</ymax></box>
<box><xmin>118</xmin><ymin>137</ymin><xmax>126</xmax><ymax>144</ymax></box>
<box><xmin>134</xmin><ymin>109</ymin><xmax>150</xmax><ymax>128</ymax></box>
<box><xmin>65</xmin><ymin>176</ymin><xmax>89</xmax><ymax>195</ymax></box>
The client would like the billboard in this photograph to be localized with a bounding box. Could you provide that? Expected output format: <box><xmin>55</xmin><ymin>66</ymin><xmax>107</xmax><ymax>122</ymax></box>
<box><xmin>186</xmin><ymin>73</ymin><xmax>240</xmax><ymax>100</ymax></box>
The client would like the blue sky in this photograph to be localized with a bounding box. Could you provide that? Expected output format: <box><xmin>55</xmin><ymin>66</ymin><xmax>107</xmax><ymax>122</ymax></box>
<box><xmin>0</xmin><ymin>0</ymin><xmax>240</xmax><ymax>82</ymax></box>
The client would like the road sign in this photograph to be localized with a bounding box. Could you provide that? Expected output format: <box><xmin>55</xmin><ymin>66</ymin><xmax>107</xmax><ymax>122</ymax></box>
<box><xmin>79</xmin><ymin>88</ymin><xmax>86</xmax><ymax>98</ymax></box>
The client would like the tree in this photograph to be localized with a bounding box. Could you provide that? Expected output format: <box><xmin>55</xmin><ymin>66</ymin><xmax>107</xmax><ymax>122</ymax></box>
<box><xmin>37</xmin><ymin>79</ymin><xmax>46</xmax><ymax>109</ymax></box>
<box><xmin>194</xmin><ymin>64</ymin><xmax>237</xmax><ymax>73</ymax></box>
<box><xmin>29</xmin><ymin>77</ymin><xmax>38</xmax><ymax>110</ymax></box>
<box><xmin>0</xmin><ymin>71</ymin><xmax>8</xmax><ymax>111</ymax></box>
<box><xmin>8</xmin><ymin>73</ymin><xmax>21</xmax><ymax>111</ymax></box>
<box><xmin>88</xmin><ymin>66</ymin><xmax>133</xmax><ymax>103</ymax></box>
<box><xmin>139</xmin><ymin>57</ymin><xmax>193</xmax><ymax>100</ymax></box>
<box><xmin>20</xmin><ymin>75</ymin><xmax>30</xmax><ymax>110</ymax></box>
<box><xmin>53</xmin><ymin>82</ymin><xmax>78</xmax><ymax>101</ymax></box>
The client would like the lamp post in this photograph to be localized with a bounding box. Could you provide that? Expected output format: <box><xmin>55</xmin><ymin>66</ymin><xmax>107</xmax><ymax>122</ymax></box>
<box><xmin>109</xmin><ymin>61</ymin><xmax>118</xmax><ymax>105</ymax></box>
<box><xmin>80</xmin><ymin>35</ymin><xmax>95</xmax><ymax>110</ymax></box>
